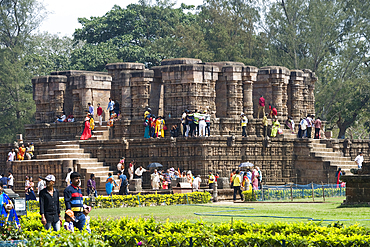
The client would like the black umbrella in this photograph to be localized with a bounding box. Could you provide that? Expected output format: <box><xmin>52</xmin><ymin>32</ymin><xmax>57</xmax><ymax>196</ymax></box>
<box><xmin>147</xmin><ymin>163</ymin><xmax>163</xmax><ymax>169</ymax></box>
<box><xmin>239</xmin><ymin>162</ymin><xmax>254</xmax><ymax>168</ymax></box>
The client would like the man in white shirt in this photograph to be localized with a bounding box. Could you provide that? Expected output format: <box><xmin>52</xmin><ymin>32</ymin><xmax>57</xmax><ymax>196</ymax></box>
<box><xmin>37</xmin><ymin>176</ymin><xmax>46</xmax><ymax>194</ymax></box>
<box><xmin>300</xmin><ymin>118</ymin><xmax>307</xmax><ymax>138</ymax></box>
<box><xmin>7</xmin><ymin>149</ymin><xmax>15</xmax><ymax>161</ymax></box>
<box><xmin>8</xmin><ymin>171</ymin><xmax>14</xmax><ymax>189</ymax></box>
<box><xmin>193</xmin><ymin>175</ymin><xmax>202</xmax><ymax>191</ymax></box>
<box><xmin>354</xmin><ymin>152</ymin><xmax>364</xmax><ymax>169</ymax></box>
<box><xmin>135</xmin><ymin>166</ymin><xmax>147</xmax><ymax>179</ymax></box>
<box><xmin>65</xmin><ymin>168</ymin><xmax>73</xmax><ymax>185</ymax></box>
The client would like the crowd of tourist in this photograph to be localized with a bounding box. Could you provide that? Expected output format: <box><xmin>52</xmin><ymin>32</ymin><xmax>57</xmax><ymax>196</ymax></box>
<box><xmin>7</xmin><ymin>143</ymin><xmax>34</xmax><ymax>161</ymax></box>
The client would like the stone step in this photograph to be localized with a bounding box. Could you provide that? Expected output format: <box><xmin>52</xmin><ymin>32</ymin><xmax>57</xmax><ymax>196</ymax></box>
<box><xmin>79</xmin><ymin>162</ymin><xmax>105</xmax><ymax>168</ymax></box>
<box><xmin>81</xmin><ymin>167</ymin><xmax>110</xmax><ymax>174</ymax></box>
<box><xmin>310</xmin><ymin>147</ymin><xmax>334</xmax><ymax>152</ymax></box>
<box><xmin>47</xmin><ymin>149</ymin><xmax>84</xmax><ymax>154</ymax></box>
<box><xmin>309</xmin><ymin>143</ymin><xmax>326</xmax><ymax>148</ymax></box>
<box><xmin>77</xmin><ymin>158</ymin><xmax>99</xmax><ymax>163</ymax></box>
<box><xmin>93</xmin><ymin>131</ymin><xmax>104</xmax><ymax>136</ymax></box>
<box><xmin>55</xmin><ymin>144</ymin><xmax>80</xmax><ymax>149</ymax></box>
<box><xmin>311</xmin><ymin>152</ymin><xmax>344</xmax><ymax>158</ymax></box>
<box><xmin>320</xmin><ymin>156</ymin><xmax>352</xmax><ymax>162</ymax></box>
<box><xmin>37</xmin><ymin>153</ymin><xmax>91</xmax><ymax>159</ymax></box>
<box><xmin>94</xmin><ymin>126</ymin><xmax>109</xmax><ymax>131</ymax></box>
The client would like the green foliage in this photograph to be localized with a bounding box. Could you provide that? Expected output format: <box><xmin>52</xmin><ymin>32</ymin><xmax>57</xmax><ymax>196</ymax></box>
<box><xmin>26</xmin><ymin>192</ymin><xmax>212</xmax><ymax>212</ymax></box>
<box><xmin>242</xmin><ymin>187</ymin><xmax>345</xmax><ymax>201</ymax></box>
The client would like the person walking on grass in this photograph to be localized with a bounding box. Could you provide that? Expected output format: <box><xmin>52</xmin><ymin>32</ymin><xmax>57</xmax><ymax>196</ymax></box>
<box><xmin>64</xmin><ymin>172</ymin><xmax>85</xmax><ymax>231</ymax></box>
<box><xmin>40</xmin><ymin>175</ymin><xmax>61</xmax><ymax>231</ymax></box>
<box><xmin>231</xmin><ymin>170</ymin><xmax>243</xmax><ymax>202</ymax></box>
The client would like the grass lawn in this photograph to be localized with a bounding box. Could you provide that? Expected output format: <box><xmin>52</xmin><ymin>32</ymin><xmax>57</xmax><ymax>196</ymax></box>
<box><xmin>88</xmin><ymin>196</ymin><xmax>370</xmax><ymax>228</ymax></box>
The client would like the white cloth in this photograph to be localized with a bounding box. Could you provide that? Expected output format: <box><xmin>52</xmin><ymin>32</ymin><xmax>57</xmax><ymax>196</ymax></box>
<box><xmin>128</xmin><ymin>166</ymin><xmax>134</xmax><ymax>180</ymax></box>
<box><xmin>98</xmin><ymin>115</ymin><xmax>102</xmax><ymax>126</ymax></box>
<box><xmin>151</xmin><ymin>173</ymin><xmax>160</xmax><ymax>189</ymax></box>
<box><xmin>355</xmin><ymin>155</ymin><xmax>364</xmax><ymax>168</ymax></box>
<box><xmin>306</xmin><ymin>117</ymin><xmax>312</xmax><ymax>127</ymax></box>
<box><xmin>65</xmin><ymin>171</ymin><xmax>72</xmax><ymax>184</ymax></box>
<box><xmin>8</xmin><ymin>174</ymin><xmax>14</xmax><ymax>186</ymax></box>
<box><xmin>7</xmin><ymin>151</ymin><xmax>15</xmax><ymax>161</ymax></box>
<box><xmin>193</xmin><ymin>177</ymin><xmax>202</xmax><ymax>190</ymax></box>
<box><xmin>117</xmin><ymin>163</ymin><xmax>123</xmax><ymax>171</ymax></box>
<box><xmin>199</xmin><ymin>120</ymin><xmax>206</xmax><ymax>136</ymax></box>
<box><xmin>300</xmin><ymin>119</ymin><xmax>307</xmax><ymax>130</ymax></box>
<box><xmin>135</xmin><ymin>168</ymin><xmax>146</xmax><ymax>176</ymax></box>
<box><xmin>37</xmin><ymin>180</ymin><xmax>46</xmax><ymax>194</ymax></box>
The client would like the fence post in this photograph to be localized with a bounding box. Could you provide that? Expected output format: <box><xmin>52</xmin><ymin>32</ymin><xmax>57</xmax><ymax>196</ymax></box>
<box><xmin>311</xmin><ymin>182</ymin><xmax>315</xmax><ymax>202</ymax></box>
<box><xmin>290</xmin><ymin>184</ymin><xmax>293</xmax><ymax>202</ymax></box>
<box><xmin>322</xmin><ymin>182</ymin><xmax>325</xmax><ymax>202</ymax></box>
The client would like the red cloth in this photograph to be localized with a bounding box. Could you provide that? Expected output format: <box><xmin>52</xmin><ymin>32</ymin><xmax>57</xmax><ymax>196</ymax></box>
<box><xmin>272</xmin><ymin>108</ymin><xmax>277</xmax><ymax>116</ymax></box>
<box><xmin>314</xmin><ymin>119</ymin><xmax>322</xmax><ymax>129</ymax></box>
<box><xmin>97</xmin><ymin>107</ymin><xmax>103</xmax><ymax>116</ymax></box>
<box><xmin>259</xmin><ymin>97</ymin><xmax>265</xmax><ymax>107</ymax></box>
<box><xmin>80</xmin><ymin>121</ymin><xmax>91</xmax><ymax>140</ymax></box>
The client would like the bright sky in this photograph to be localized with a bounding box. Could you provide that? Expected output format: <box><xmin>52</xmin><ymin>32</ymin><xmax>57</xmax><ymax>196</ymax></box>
<box><xmin>38</xmin><ymin>0</ymin><xmax>202</xmax><ymax>37</ymax></box>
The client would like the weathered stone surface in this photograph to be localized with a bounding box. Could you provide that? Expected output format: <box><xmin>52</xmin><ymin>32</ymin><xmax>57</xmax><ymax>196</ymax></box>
<box><xmin>161</xmin><ymin>58</ymin><xmax>202</xmax><ymax>66</ymax></box>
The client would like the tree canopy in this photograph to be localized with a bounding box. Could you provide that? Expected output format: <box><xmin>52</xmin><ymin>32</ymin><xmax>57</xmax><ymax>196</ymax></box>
<box><xmin>1</xmin><ymin>0</ymin><xmax>370</xmax><ymax>142</ymax></box>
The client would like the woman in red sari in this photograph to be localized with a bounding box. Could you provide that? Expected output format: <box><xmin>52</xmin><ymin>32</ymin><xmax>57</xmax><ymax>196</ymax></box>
<box><xmin>80</xmin><ymin>115</ymin><xmax>92</xmax><ymax>140</ymax></box>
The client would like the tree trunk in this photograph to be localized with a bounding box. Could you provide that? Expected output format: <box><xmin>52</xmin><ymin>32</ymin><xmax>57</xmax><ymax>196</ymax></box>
<box><xmin>337</xmin><ymin>125</ymin><xmax>347</xmax><ymax>139</ymax></box>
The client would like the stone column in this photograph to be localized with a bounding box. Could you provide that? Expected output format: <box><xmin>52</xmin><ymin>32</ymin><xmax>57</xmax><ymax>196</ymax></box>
<box><xmin>271</xmin><ymin>79</ymin><xmax>283</xmax><ymax>118</ymax></box>
<box><xmin>242</xmin><ymin>66</ymin><xmax>258</xmax><ymax>119</ymax></box>
<box><xmin>289</xmin><ymin>70</ymin><xmax>304</xmax><ymax>125</ymax></box>
<box><xmin>130</xmin><ymin>70</ymin><xmax>154</xmax><ymax>120</ymax></box>
<box><xmin>120</xmin><ymin>71</ymin><xmax>132</xmax><ymax>120</ymax></box>
<box><xmin>222</xmin><ymin>65</ymin><xmax>243</xmax><ymax>119</ymax></box>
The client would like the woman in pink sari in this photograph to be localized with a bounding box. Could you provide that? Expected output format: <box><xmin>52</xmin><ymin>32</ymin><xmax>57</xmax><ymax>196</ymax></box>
<box><xmin>251</xmin><ymin>169</ymin><xmax>259</xmax><ymax>190</ymax></box>
<box><xmin>80</xmin><ymin>115</ymin><xmax>92</xmax><ymax>140</ymax></box>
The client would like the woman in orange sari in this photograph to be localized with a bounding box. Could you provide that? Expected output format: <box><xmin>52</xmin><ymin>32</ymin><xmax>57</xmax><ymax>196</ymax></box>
<box><xmin>80</xmin><ymin>115</ymin><xmax>92</xmax><ymax>140</ymax></box>
<box><xmin>18</xmin><ymin>144</ymin><xmax>26</xmax><ymax>160</ymax></box>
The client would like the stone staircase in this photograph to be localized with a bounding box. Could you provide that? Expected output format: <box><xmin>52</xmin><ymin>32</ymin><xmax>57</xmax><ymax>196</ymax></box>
<box><xmin>308</xmin><ymin>139</ymin><xmax>356</xmax><ymax>174</ymax></box>
<box><xmin>36</xmin><ymin>141</ymin><xmax>115</xmax><ymax>194</ymax></box>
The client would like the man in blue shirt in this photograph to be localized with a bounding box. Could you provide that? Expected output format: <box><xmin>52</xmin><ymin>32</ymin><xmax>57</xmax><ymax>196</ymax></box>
<box><xmin>0</xmin><ymin>174</ymin><xmax>8</xmax><ymax>188</ymax></box>
<box><xmin>107</xmin><ymin>98</ymin><xmax>115</xmax><ymax>115</ymax></box>
<box><xmin>64</xmin><ymin>172</ymin><xmax>85</xmax><ymax>231</ymax></box>
<box><xmin>118</xmin><ymin>171</ymin><xmax>128</xmax><ymax>195</ymax></box>
<box><xmin>88</xmin><ymin>103</ymin><xmax>94</xmax><ymax>115</ymax></box>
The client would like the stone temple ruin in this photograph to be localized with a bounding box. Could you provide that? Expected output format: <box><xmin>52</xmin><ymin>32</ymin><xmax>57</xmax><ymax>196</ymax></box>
<box><xmin>0</xmin><ymin>58</ymin><xmax>361</xmax><ymax>194</ymax></box>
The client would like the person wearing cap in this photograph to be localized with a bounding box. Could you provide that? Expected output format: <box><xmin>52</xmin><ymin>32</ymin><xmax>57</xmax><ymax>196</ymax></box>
<box><xmin>64</xmin><ymin>172</ymin><xmax>85</xmax><ymax>231</ymax></box>
<box><xmin>39</xmin><ymin>175</ymin><xmax>61</xmax><ymax>231</ymax></box>
<box><xmin>240</xmin><ymin>113</ymin><xmax>248</xmax><ymax>137</ymax></box>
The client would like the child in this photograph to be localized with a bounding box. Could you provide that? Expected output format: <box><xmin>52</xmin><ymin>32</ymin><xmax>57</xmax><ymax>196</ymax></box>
<box><xmin>83</xmin><ymin>205</ymin><xmax>92</xmax><ymax>234</ymax></box>
<box><xmin>64</xmin><ymin>210</ymin><xmax>75</xmax><ymax>232</ymax></box>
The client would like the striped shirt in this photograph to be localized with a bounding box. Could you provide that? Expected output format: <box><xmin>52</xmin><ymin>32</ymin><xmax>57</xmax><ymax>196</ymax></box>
<box><xmin>64</xmin><ymin>184</ymin><xmax>83</xmax><ymax>212</ymax></box>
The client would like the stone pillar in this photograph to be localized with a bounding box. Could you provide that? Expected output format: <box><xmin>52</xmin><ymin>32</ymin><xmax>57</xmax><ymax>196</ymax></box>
<box><xmin>242</xmin><ymin>66</ymin><xmax>258</xmax><ymax>119</ymax></box>
<box><xmin>130</xmin><ymin>70</ymin><xmax>154</xmax><ymax>120</ymax></box>
<box><xmin>289</xmin><ymin>70</ymin><xmax>304</xmax><ymax>125</ymax></box>
<box><xmin>32</xmin><ymin>75</ymin><xmax>67</xmax><ymax>123</ymax></box>
<box><xmin>222</xmin><ymin>65</ymin><xmax>243</xmax><ymax>119</ymax></box>
<box><xmin>120</xmin><ymin>71</ymin><xmax>132</xmax><ymax>120</ymax></box>
<box><xmin>271</xmin><ymin>79</ymin><xmax>283</xmax><ymax>117</ymax></box>
<box><xmin>302</xmin><ymin>69</ymin><xmax>317</xmax><ymax>116</ymax></box>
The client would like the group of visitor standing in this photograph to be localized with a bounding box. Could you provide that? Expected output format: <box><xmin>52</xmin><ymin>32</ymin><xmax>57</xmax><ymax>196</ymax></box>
<box><xmin>182</xmin><ymin>109</ymin><xmax>211</xmax><ymax>137</ymax></box>
<box><xmin>298</xmin><ymin>115</ymin><xmax>322</xmax><ymax>139</ymax></box>
<box><xmin>144</xmin><ymin>109</ymin><xmax>167</xmax><ymax>138</ymax></box>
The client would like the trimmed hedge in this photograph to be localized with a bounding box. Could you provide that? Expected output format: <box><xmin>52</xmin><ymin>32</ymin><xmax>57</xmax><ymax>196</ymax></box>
<box><xmin>27</xmin><ymin>192</ymin><xmax>212</xmax><ymax>212</ymax></box>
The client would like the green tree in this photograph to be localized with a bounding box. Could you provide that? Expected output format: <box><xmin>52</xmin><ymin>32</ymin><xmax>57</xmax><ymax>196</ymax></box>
<box><xmin>72</xmin><ymin>1</ymin><xmax>197</xmax><ymax>70</ymax></box>
<box><xmin>0</xmin><ymin>0</ymin><xmax>45</xmax><ymax>143</ymax></box>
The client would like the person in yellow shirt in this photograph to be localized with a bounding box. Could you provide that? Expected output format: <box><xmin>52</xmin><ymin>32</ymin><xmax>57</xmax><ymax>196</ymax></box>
<box><xmin>240</xmin><ymin>113</ymin><xmax>248</xmax><ymax>137</ymax></box>
<box><xmin>231</xmin><ymin>170</ymin><xmax>243</xmax><ymax>202</ymax></box>
<box><xmin>207</xmin><ymin>171</ymin><xmax>215</xmax><ymax>189</ymax></box>
<box><xmin>262</xmin><ymin>113</ymin><xmax>268</xmax><ymax>137</ymax></box>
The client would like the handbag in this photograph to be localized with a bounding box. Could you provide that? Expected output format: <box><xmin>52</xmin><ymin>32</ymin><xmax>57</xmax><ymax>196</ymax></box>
<box><xmin>163</xmin><ymin>125</ymin><xmax>168</xmax><ymax>130</ymax></box>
